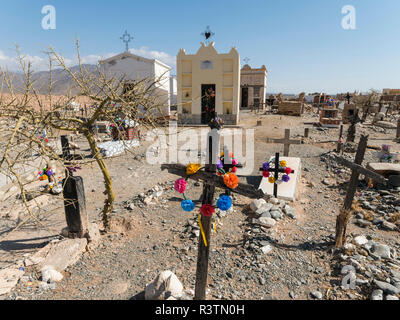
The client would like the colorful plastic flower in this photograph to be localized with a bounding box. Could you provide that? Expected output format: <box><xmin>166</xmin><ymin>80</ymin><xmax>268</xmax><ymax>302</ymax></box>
<box><xmin>284</xmin><ymin>167</ymin><xmax>292</xmax><ymax>175</ymax></box>
<box><xmin>282</xmin><ymin>174</ymin><xmax>290</xmax><ymax>182</ymax></box>
<box><xmin>200</xmin><ymin>204</ymin><xmax>215</xmax><ymax>217</ymax></box>
<box><xmin>268</xmin><ymin>176</ymin><xmax>275</xmax><ymax>183</ymax></box>
<box><xmin>174</xmin><ymin>178</ymin><xmax>187</xmax><ymax>194</ymax></box>
<box><xmin>223</xmin><ymin>173</ymin><xmax>239</xmax><ymax>189</ymax></box>
<box><xmin>262</xmin><ymin>162</ymin><xmax>270</xmax><ymax>171</ymax></box>
<box><xmin>217</xmin><ymin>195</ymin><xmax>232</xmax><ymax>211</ymax></box>
<box><xmin>262</xmin><ymin>170</ymin><xmax>270</xmax><ymax>178</ymax></box>
<box><xmin>232</xmin><ymin>166</ymin><xmax>237</xmax><ymax>173</ymax></box>
<box><xmin>186</xmin><ymin>163</ymin><xmax>201</xmax><ymax>175</ymax></box>
<box><xmin>181</xmin><ymin>199</ymin><xmax>195</xmax><ymax>212</ymax></box>
<box><xmin>217</xmin><ymin>159</ymin><xmax>223</xmax><ymax>169</ymax></box>
<box><xmin>280</xmin><ymin>160</ymin><xmax>287</xmax><ymax>168</ymax></box>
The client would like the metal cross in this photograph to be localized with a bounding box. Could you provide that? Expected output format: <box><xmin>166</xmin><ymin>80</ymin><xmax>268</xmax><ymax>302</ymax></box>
<box><xmin>120</xmin><ymin>30</ymin><xmax>133</xmax><ymax>52</ymax></box>
<box><xmin>243</xmin><ymin>57</ymin><xmax>250</xmax><ymax>65</ymax></box>
<box><xmin>201</xmin><ymin>26</ymin><xmax>215</xmax><ymax>45</ymax></box>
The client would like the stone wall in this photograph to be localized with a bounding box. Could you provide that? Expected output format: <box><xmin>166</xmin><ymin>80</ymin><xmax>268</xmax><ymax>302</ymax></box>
<box><xmin>277</xmin><ymin>102</ymin><xmax>303</xmax><ymax>116</ymax></box>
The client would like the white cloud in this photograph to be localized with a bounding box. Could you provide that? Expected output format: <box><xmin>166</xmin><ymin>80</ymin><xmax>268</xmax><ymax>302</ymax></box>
<box><xmin>129</xmin><ymin>46</ymin><xmax>176</xmax><ymax>68</ymax></box>
<box><xmin>0</xmin><ymin>50</ymin><xmax>47</xmax><ymax>72</ymax></box>
<box><xmin>0</xmin><ymin>46</ymin><xmax>176</xmax><ymax>72</ymax></box>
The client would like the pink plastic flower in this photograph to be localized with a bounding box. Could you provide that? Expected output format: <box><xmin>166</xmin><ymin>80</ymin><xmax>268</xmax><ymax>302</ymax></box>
<box><xmin>174</xmin><ymin>178</ymin><xmax>187</xmax><ymax>194</ymax></box>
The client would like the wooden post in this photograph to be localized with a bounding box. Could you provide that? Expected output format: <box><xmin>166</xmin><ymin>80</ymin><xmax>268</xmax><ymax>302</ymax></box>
<box><xmin>62</xmin><ymin>175</ymin><xmax>89</xmax><ymax>238</ymax></box>
<box><xmin>396</xmin><ymin>118</ymin><xmax>400</xmax><ymax>140</ymax></box>
<box><xmin>61</xmin><ymin>135</ymin><xmax>72</xmax><ymax>160</ymax></box>
<box><xmin>273</xmin><ymin>153</ymin><xmax>279</xmax><ymax>198</ymax></box>
<box><xmin>335</xmin><ymin>135</ymin><xmax>368</xmax><ymax>247</ymax></box>
<box><xmin>336</xmin><ymin>125</ymin><xmax>343</xmax><ymax>153</ymax></box>
<box><xmin>194</xmin><ymin>131</ymin><xmax>219</xmax><ymax>300</ymax></box>
<box><xmin>304</xmin><ymin>128</ymin><xmax>310</xmax><ymax>138</ymax></box>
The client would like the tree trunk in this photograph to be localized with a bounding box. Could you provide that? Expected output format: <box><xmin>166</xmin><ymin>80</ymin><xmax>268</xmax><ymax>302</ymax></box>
<box><xmin>84</xmin><ymin>130</ymin><xmax>114</xmax><ymax>231</ymax></box>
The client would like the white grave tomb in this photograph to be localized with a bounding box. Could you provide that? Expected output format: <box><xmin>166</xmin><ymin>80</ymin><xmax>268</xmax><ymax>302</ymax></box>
<box><xmin>258</xmin><ymin>156</ymin><xmax>301</xmax><ymax>201</ymax></box>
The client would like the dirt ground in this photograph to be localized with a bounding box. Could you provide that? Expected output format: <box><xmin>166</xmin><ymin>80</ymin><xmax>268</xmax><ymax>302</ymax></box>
<box><xmin>1</xmin><ymin>109</ymin><xmax>400</xmax><ymax>300</ymax></box>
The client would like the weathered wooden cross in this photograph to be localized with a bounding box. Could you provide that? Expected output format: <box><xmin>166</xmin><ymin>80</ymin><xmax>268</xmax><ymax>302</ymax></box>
<box><xmin>267</xmin><ymin>129</ymin><xmax>301</xmax><ymax>157</ymax></box>
<box><xmin>161</xmin><ymin>131</ymin><xmax>263</xmax><ymax>300</ymax></box>
<box><xmin>334</xmin><ymin>135</ymin><xmax>387</xmax><ymax>247</ymax></box>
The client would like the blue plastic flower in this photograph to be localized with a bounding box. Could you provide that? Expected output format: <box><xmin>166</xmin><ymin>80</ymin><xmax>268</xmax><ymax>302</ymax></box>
<box><xmin>217</xmin><ymin>195</ymin><xmax>232</xmax><ymax>211</ymax></box>
<box><xmin>282</xmin><ymin>174</ymin><xmax>290</xmax><ymax>182</ymax></box>
<box><xmin>181</xmin><ymin>199</ymin><xmax>195</xmax><ymax>212</ymax></box>
<box><xmin>262</xmin><ymin>162</ymin><xmax>270</xmax><ymax>171</ymax></box>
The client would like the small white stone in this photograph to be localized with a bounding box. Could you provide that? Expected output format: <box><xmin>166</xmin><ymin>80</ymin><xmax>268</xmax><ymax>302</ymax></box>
<box><xmin>261</xmin><ymin>245</ymin><xmax>273</xmax><ymax>255</ymax></box>
<box><xmin>353</xmin><ymin>235</ymin><xmax>368</xmax><ymax>246</ymax></box>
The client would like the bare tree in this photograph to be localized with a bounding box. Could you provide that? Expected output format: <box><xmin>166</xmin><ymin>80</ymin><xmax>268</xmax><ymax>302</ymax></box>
<box><xmin>0</xmin><ymin>41</ymin><xmax>170</xmax><ymax>233</ymax></box>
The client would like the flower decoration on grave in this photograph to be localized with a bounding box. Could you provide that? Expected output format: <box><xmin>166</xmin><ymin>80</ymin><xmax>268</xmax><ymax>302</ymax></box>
<box><xmin>380</xmin><ymin>144</ymin><xmax>393</xmax><ymax>162</ymax></box>
<box><xmin>186</xmin><ymin>163</ymin><xmax>201</xmax><ymax>175</ymax></box>
<box><xmin>38</xmin><ymin>132</ymin><xmax>49</xmax><ymax>143</ymax></box>
<box><xmin>217</xmin><ymin>152</ymin><xmax>238</xmax><ymax>176</ymax></box>
<box><xmin>261</xmin><ymin>158</ymin><xmax>294</xmax><ymax>184</ymax></box>
<box><xmin>181</xmin><ymin>199</ymin><xmax>195</xmax><ymax>212</ymax></box>
<box><xmin>173</xmin><ymin>161</ymin><xmax>236</xmax><ymax>248</ymax></box>
<box><xmin>223</xmin><ymin>173</ymin><xmax>239</xmax><ymax>189</ymax></box>
<box><xmin>200</xmin><ymin>204</ymin><xmax>215</xmax><ymax>217</ymax></box>
<box><xmin>37</xmin><ymin>165</ymin><xmax>53</xmax><ymax>181</ymax></box>
<box><xmin>174</xmin><ymin>178</ymin><xmax>187</xmax><ymax>194</ymax></box>
<box><xmin>217</xmin><ymin>195</ymin><xmax>232</xmax><ymax>211</ymax></box>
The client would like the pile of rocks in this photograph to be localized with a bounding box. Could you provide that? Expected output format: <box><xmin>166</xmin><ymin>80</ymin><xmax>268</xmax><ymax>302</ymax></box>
<box><xmin>97</xmin><ymin>140</ymin><xmax>140</xmax><ymax>158</ymax></box>
<box><xmin>124</xmin><ymin>183</ymin><xmax>170</xmax><ymax>209</ymax></box>
<box><xmin>181</xmin><ymin>207</ymin><xmax>234</xmax><ymax>240</ymax></box>
<box><xmin>354</xmin><ymin>189</ymin><xmax>400</xmax><ymax>232</ymax></box>
<box><xmin>333</xmin><ymin>234</ymin><xmax>400</xmax><ymax>300</ymax></box>
<box><xmin>242</xmin><ymin>198</ymin><xmax>297</xmax><ymax>254</ymax></box>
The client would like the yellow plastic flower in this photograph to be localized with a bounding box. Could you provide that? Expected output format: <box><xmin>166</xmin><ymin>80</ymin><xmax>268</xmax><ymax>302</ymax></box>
<box><xmin>280</xmin><ymin>160</ymin><xmax>287</xmax><ymax>167</ymax></box>
<box><xmin>268</xmin><ymin>176</ymin><xmax>275</xmax><ymax>183</ymax></box>
<box><xmin>186</xmin><ymin>163</ymin><xmax>201</xmax><ymax>175</ymax></box>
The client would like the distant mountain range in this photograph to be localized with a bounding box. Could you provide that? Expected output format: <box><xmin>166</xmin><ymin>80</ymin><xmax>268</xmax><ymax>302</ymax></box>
<box><xmin>1</xmin><ymin>64</ymin><xmax>99</xmax><ymax>95</ymax></box>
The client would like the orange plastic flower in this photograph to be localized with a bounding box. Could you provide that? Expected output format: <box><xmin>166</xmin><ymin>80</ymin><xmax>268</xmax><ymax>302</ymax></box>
<box><xmin>223</xmin><ymin>173</ymin><xmax>239</xmax><ymax>189</ymax></box>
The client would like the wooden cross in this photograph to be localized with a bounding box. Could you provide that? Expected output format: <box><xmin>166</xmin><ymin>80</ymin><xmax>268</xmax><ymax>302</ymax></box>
<box><xmin>334</xmin><ymin>135</ymin><xmax>387</xmax><ymax>247</ymax></box>
<box><xmin>396</xmin><ymin>118</ymin><xmax>400</xmax><ymax>141</ymax></box>
<box><xmin>267</xmin><ymin>129</ymin><xmax>301</xmax><ymax>157</ymax></box>
<box><xmin>161</xmin><ymin>132</ymin><xmax>263</xmax><ymax>300</ymax></box>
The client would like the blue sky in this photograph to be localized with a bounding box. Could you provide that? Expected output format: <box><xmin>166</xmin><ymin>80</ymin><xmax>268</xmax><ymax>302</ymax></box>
<box><xmin>0</xmin><ymin>0</ymin><xmax>399</xmax><ymax>93</ymax></box>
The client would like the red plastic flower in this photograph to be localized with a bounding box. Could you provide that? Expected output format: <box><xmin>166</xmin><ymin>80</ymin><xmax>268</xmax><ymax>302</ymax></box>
<box><xmin>284</xmin><ymin>167</ymin><xmax>292</xmax><ymax>175</ymax></box>
<box><xmin>200</xmin><ymin>204</ymin><xmax>215</xmax><ymax>217</ymax></box>
<box><xmin>262</xmin><ymin>170</ymin><xmax>270</xmax><ymax>178</ymax></box>
<box><xmin>232</xmin><ymin>166</ymin><xmax>237</xmax><ymax>173</ymax></box>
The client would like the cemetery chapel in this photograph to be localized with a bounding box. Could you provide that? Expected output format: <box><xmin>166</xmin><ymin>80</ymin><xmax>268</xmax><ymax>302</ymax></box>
<box><xmin>177</xmin><ymin>41</ymin><xmax>240</xmax><ymax>125</ymax></box>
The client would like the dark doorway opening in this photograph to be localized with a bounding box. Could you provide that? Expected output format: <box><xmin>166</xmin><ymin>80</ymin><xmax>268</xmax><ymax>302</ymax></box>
<box><xmin>241</xmin><ymin>87</ymin><xmax>248</xmax><ymax>108</ymax></box>
<box><xmin>201</xmin><ymin>84</ymin><xmax>216</xmax><ymax>124</ymax></box>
